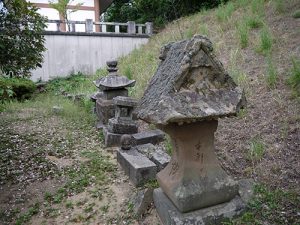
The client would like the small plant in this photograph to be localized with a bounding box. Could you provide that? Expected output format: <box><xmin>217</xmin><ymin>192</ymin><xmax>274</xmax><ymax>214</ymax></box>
<box><xmin>292</xmin><ymin>10</ymin><xmax>300</xmax><ymax>18</ymax></box>
<box><xmin>246</xmin><ymin>15</ymin><xmax>264</xmax><ymax>29</ymax></box>
<box><xmin>248</xmin><ymin>137</ymin><xmax>265</xmax><ymax>161</ymax></box>
<box><xmin>100</xmin><ymin>205</ymin><xmax>109</xmax><ymax>213</ymax></box>
<box><xmin>258</xmin><ymin>26</ymin><xmax>273</xmax><ymax>54</ymax></box>
<box><xmin>124</xmin><ymin>66</ymin><xmax>133</xmax><ymax>80</ymax></box>
<box><xmin>199</xmin><ymin>24</ymin><xmax>209</xmax><ymax>36</ymax></box>
<box><xmin>251</xmin><ymin>0</ymin><xmax>265</xmax><ymax>17</ymax></box>
<box><xmin>266</xmin><ymin>55</ymin><xmax>278</xmax><ymax>89</ymax></box>
<box><xmin>65</xmin><ymin>201</ymin><xmax>74</xmax><ymax>209</ymax></box>
<box><xmin>185</xmin><ymin>28</ymin><xmax>194</xmax><ymax>39</ymax></box>
<box><xmin>216</xmin><ymin>2</ymin><xmax>235</xmax><ymax>22</ymax></box>
<box><xmin>236</xmin><ymin>21</ymin><xmax>249</xmax><ymax>48</ymax></box>
<box><xmin>288</xmin><ymin>57</ymin><xmax>300</xmax><ymax>95</ymax></box>
<box><xmin>15</xmin><ymin>203</ymin><xmax>40</xmax><ymax>225</ymax></box>
<box><xmin>274</xmin><ymin>0</ymin><xmax>285</xmax><ymax>13</ymax></box>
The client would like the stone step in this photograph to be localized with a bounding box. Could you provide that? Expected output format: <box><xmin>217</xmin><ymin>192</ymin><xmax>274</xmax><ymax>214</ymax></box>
<box><xmin>132</xmin><ymin>129</ymin><xmax>165</xmax><ymax>146</ymax></box>
<box><xmin>117</xmin><ymin>149</ymin><xmax>157</xmax><ymax>186</ymax></box>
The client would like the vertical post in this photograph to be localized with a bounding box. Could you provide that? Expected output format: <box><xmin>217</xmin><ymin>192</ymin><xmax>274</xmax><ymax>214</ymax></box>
<box><xmin>145</xmin><ymin>22</ymin><xmax>153</xmax><ymax>35</ymax></box>
<box><xmin>115</xmin><ymin>25</ymin><xmax>120</xmax><ymax>33</ymax></box>
<box><xmin>102</xmin><ymin>24</ymin><xmax>107</xmax><ymax>33</ymax></box>
<box><xmin>127</xmin><ymin>21</ymin><xmax>136</xmax><ymax>34</ymax></box>
<box><xmin>138</xmin><ymin>25</ymin><xmax>143</xmax><ymax>34</ymax></box>
<box><xmin>85</xmin><ymin>19</ymin><xmax>93</xmax><ymax>33</ymax></box>
<box><xmin>71</xmin><ymin>22</ymin><xmax>76</xmax><ymax>32</ymax></box>
<box><xmin>56</xmin><ymin>21</ymin><xmax>60</xmax><ymax>31</ymax></box>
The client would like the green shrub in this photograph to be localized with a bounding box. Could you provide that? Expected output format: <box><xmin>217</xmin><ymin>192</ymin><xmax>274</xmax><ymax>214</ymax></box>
<box><xmin>246</xmin><ymin>15</ymin><xmax>264</xmax><ymax>29</ymax></box>
<box><xmin>0</xmin><ymin>77</ymin><xmax>36</xmax><ymax>101</ymax></box>
<box><xmin>236</xmin><ymin>21</ymin><xmax>249</xmax><ymax>48</ymax></box>
<box><xmin>258</xmin><ymin>27</ymin><xmax>273</xmax><ymax>54</ymax></box>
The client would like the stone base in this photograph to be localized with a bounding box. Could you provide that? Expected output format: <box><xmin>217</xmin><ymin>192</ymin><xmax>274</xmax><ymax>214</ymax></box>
<box><xmin>154</xmin><ymin>179</ymin><xmax>254</xmax><ymax>225</ymax></box>
<box><xmin>96</xmin><ymin>98</ymin><xmax>115</xmax><ymax>126</ymax></box>
<box><xmin>132</xmin><ymin>129</ymin><xmax>165</xmax><ymax>146</ymax></box>
<box><xmin>103</xmin><ymin>127</ymin><xmax>123</xmax><ymax>147</ymax></box>
<box><xmin>108</xmin><ymin>117</ymin><xmax>138</xmax><ymax>134</ymax></box>
<box><xmin>117</xmin><ymin>148</ymin><xmax>157</xmax><ymax>186</ymax></box>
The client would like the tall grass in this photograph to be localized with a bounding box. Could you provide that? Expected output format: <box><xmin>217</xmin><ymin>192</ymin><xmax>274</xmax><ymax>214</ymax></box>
<box><xmin>236</xmin><ymin>20</ymin><xmax>249</xmax><ymax>48</ymax></box>
<box><xmin>246</xmin><ymin>15</ymin><xmax>264</xmax><ymax>29</ymax></box>
<box><xmin>258</xmin><ymin>26</ymin><xmax>273</xmax><ymax>54</ymax></box>
<box><xmin>251</xmin><ymin>0</ymin><xmax>265</xmax><ymax>17</ymax></box>
<box><xmin>216</xmin><ymin>2</ymin><xmax>235</xmax><ymax>22</ymax></box>
<box><xmin>266</xmin><ymin>55</ymin><xmax>278</xmax><ymax>89</ymax></box>
<box><xmin>288</xmin><ymin>57</ymin><xmax>300</xmax><ymax>95</ymax></box>
<box><xmin>274</xmin><ymin>0</ymin><xmax>285</xmax><ymax>13</ymax></box>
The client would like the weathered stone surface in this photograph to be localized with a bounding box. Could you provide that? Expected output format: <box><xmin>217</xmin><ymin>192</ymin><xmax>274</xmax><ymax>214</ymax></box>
<box><xmin>136</xmin><ymin>144</ymin><xmax>170</xmax><ymax>170</ymax></box>
<box><xmin>107</xmin><ymin>118</ymin><xmax>138</xmax><ymax>134</ymax></box>
<box><xmin>103</xmin><ymin>127</ymin><xmax>123</xmax><ymax>147</ymax></box>
<box><xmin>137</xmin><ymin>35</ymin><xmax>245</xmax><ymax>125</ymax></box>
<box><xmin>157</xmin><ymin>120</ymin><xmax>238</xmax><ymax>213</ymax></box>
<box><xmin>151</xmin><ymin>149</ymin><xmax>170</xmax><ymax>171</ymax></box>
<box><xmin>117</xmin><ymin>149</ymin><xmax>157</xmax><ymax>186</ymax></box>
<box><xmin>90</xmin><ymin>92</ymin><xmax>104</xmax><ymax>102</ymax></box>
<box><xmin>102</xmin><ymin>89</ymin><xmax>128</xmax><ymax>101</ymax></box>
<box><xmin>96</xmin><ymin>98</ymin><xmax>115</xmax><ymax>126</ymax></box>
<box><xmin>114</xmin><ymin>96</ymin><xmax>138</xmax><ymax>108</ymax></box>
<box><xmin>132</xmin><ymin>129</ymin><xmax>165</xmax><ymax>146</ymax></box>
<box><xmin>153</xmin><ymin>188</ymin><xmax>246</xmax><ymax>225</ymax></box>
<box><xmin>131</xmin><ymin>188</ymin><xmax>154</xmax><ymax>216</ymax></box>
<box><xmin>120</xmin><ymin>134</ymin><xmax>133</xmax><ymax>150</ymax></box>
<box><xmin>238</xmin><ymin>178</ymin><xmax>255</xmax><ymax>203</ymax></box>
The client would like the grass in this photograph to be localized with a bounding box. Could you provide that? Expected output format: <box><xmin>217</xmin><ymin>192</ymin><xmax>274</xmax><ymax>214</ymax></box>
<box><xmin>248</xmin><ymin>137</ymin><xmax>265</xmax><ymax>161</ymax></box>
<box><xmin>216</xmin><ymin>2</ymin><xmax>236</xmax><ymax>22</ymax></box>
<box><xmin>226</xmin><ymin>184</ymin><xmax>300</xmax><ymax>225</ymax></box>
<box><xmin>236</xmin><ymin>20</ymin><xmax>249</xmax><ymax>48</ymax></box>
<box><xmin>288</xmin><ymin>57</ymin><xmax>300</xmax><ymax>95</ymax></box>
<box><xmin>266</xmin><ymin>55</ymin><xmax>278</xmax><ymax>88</ymax></box>
<box><xmin>15</xmin><ymin>203</ymin><xmax>40</xmax><ymax>225</ymax></box>
<box><xmin>257</xmin><ymin>26</ymin><xmax>273</xmax><ymax>54</ymax></box>
<box><xmin>274</xmin><ymin>0</ymin><xmax>285</xmax><ymax>13</ymax></box>
<box><xmin>251</xmin><ymin>0</ymin><xmax>265</xmax><ymax>17</ymax></box>
<box><xmin>246</xmin><ymin>15</ymin><xmax>264</xmax><ymax>29</ymax></box>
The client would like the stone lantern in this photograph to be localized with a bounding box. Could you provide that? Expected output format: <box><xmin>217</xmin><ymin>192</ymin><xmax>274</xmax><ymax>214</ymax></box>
<box><xmin>137</xmin><ymin>36</ymin><xmax>251</xmax><ymax>224</ymax></box>
<box><xmin>94</xmin><ymin>61</ymin><xmax>136</xmax><ymax>128</ymax></box>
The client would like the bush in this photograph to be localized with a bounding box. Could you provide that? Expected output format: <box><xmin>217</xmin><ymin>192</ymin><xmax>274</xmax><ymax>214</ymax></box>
<box><xmin>0</xmin><ymin>77</ymin><xmax>36</xmax><ymax>101</ymax></box>
<box><xmin>0</xmin><ymin>0</ymin><xmax>47</xmax><ymax>78</ymax></box>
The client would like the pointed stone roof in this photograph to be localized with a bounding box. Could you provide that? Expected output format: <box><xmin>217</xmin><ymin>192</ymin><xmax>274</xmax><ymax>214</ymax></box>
<box><xmin>137</xmin><ymin>35</ymin><xmax>246</xmax><ymax>125</ymax></box>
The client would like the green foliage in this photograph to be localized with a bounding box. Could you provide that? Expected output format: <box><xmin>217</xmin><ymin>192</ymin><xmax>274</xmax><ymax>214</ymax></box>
<box><xmin>248</xmin><ymin>137</ymin><xmax>265</xmax><ymax>161</ymax></box>
<box><xmin>0</xmin><ymin>0</ymin><xmax>47</xmax><ymax>77</ymax></box>
<box><xmin>292</xmin><ymin>10</ymin><xmax>300</xmax><ymax>18</ymax></box>
<box><xmin>216</xmin><ymin>2</ymin><xmax>235</xmax><ymax>22</ymax></box>
<box><xmin>0</xmin><ymin>77</ymin><xmax>36</xmax><ymax>102</ymax></box>
<box><xmin>266</xmin><ymin>55</ymin><xmax>278</xmax><ymax>89</ymax></box>
<box><xmin>251</xmin><ymin>0</ymin><xmax>265</xmax><ymax>17</ymax></box>
<box><xmin>274</xmin><ymin>0</ymin><xmax>285</xmax><ymax>13</ymax></box>
<box><xmin>48</xmin><ymin>0</ymin><xmax>83</xmax><ymax>30</ymax></box>
<box><xmin>246</xmin><ymin>15</ymin><xmax>263</xmax><ymax>29</ymax></box>
<box><xmin>15</xmin><ymin>203</ymin><xmax>40</xmax><ymax>225</ymax></box>
<box><xmin>258</xmin><ymin>27</ymin><xmax>273</xmax><ymax>54</ymax></box>
<box><xmin>288</xmin><ymin>57</ymin><xmax>300</xmax><ymax>95</ymax></box>
<box><xmin>105</xmin><ymin>0</ymin><xmax>225</xmax><ymax>28</ymax></box>
<box><xmin>236</xmin><ymin>20</ymin><xmax>249</xmax><ymax>48</ymax></box>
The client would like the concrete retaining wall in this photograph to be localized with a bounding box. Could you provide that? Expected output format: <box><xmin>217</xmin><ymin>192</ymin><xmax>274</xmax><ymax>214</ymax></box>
<box><xmin>31</xmin><ymin>32</ymin><xmax>149</xmax><ymax>81</ymax></box>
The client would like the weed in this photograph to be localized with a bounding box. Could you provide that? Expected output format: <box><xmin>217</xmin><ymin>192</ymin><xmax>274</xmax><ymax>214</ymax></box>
<box><xmin>199</xmin><ymin>24</ymin><xmax>209</xmax><ymax>36</ymax></box>
<box><xmin>251</xmin><ymin>0</ymin><xmax>265</xmax><ymax>17</ymax></box>
<box><xmin>44</xmin><ymin>192</ymin><xmax>53</xmax><ymax>202</ymax></box>
<box><xmin>65</xmin><ymin>201</ymin><xmax>74</xmax><ymax>209</ymax></box>
<box><xmin>292</xmin><ymin>10</ymin><xmax>300</xmax><ymax>18</ymax></box>
<box><xmin>100</xmin><ymin>205</ymin><xmax>109</xmax><ymax>213</ymax></box>
<box><xmin>143</xmin><ymin>179</ymin><xmax>159</xmax><ymax>189</ymax></box>
<box><xmin>124</xmin><ymin>66</ymin><xmax>133</xmax><ymax>80</ymax></box>
<box><xmin>236</xmin><ymin>21</ymin><xmax>249</xmax><ymax>48</ymax></box>
<box><xmin>246</xmin><ymin>15</ymin><xmax>264</xmax><ymax>29</ymax></box>
<box><xmin>164</xmin><ymin>135</ymin><xmax>173</xmax><ymax>155</ymax></box>
<box><xmin>185</xmin><ymin>28</ymin><xmax>194</xmax><ymax>39</ymax></box>
<box><xmin>84</xmin><ymin>202</ymin><xmax>95</xmax><ymax>213</ymax></box>
<box><xmin>257</xmin><ymin>26</ymin><xmax>273</xmax><ymax>54</ymax></box>
<box><xmin>288</xmin><ymin>57</ymin><xmax>300</xmax><ymax>95</ymax></box>
<box><xmin>237</xmin><ymin>108</ymin><xmax>247</xmax><ymax>118</ymax></box>
<box><xmin>235</xmin><ymin>0</ymin><xmax>249</xmax><ymax>8</ymax></box>
<box><xmin>216</xmin><ymin>2</ymin><xmax>235</xmax><ymax>22</ymax></box>
<box><xmin>15</xmin><ymin>203</ymin><xmax>40</xmax><ymax>225</ymax></box>
<box><xmin>274</xmin><ymin>0</ymin><xmax>285</xmax><ymax>13</ymax></box>
<box><xmin>248</xmin><ymin>137</ymin><xmax>265</xmax><ymax>161</ymax></box>
<box><xmin>266</xmin><ymin>55</ymin><xmax>278</xmax><ymax>89</ymax></box>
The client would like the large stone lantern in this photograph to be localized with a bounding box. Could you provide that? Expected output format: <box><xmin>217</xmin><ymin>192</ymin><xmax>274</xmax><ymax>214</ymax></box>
<box><xmin>137</xmin><ymin>36</ymin><xmax>250</xmax><ymax>224</ymax></box>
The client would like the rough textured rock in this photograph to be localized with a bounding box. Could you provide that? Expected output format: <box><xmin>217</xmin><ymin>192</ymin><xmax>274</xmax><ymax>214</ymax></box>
<box><xmin>137</xmin><ymin>35</ymin><xmax>245</xmax><ymax>125</ymax></box>
<box><xmin>103</xmin><ymin>127</ymin><xmax>123</xmax><ymax>147</ymax></box>
<box><xmin>107</xmin><ymin>117</ymin><xmax>138</xmax><ymax>134</ymax></box>
<box><xmin>132</xmin><ymin>129</ymin><xmax>165</xmax><ymax>146</ymax></box>
<box><xmin>131</xmin><ymin>188</ymin><xmax>154</xmax><ymax>216</ymax></box>
<box><xmin>117</xmin><ymin>149</ymin><xmax>157</xmax><ymax>186</ymax></box>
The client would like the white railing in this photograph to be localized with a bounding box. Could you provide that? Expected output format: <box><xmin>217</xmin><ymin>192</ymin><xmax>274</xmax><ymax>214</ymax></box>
<box><xmin>46</xmin><ymin>19</ymin><xmax>153</xmax><ymax>35</ymax></box>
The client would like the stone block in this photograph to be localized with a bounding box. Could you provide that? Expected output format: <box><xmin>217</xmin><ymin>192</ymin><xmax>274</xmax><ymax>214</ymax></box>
<box><xmin>132</xmin><ymin>129</ymin><xmax>165</xmax><ymax>146</ymax></box>
<box><xmin>114</xmin><ymin>96</ymin><xmax>138</xmax><ymax>107</ymax></box>
<box><xmin>117</xmin><ymin>149</ymin><xmax>157</xmax><ymax>186</ymax></box>
<box><xmin>103</xmin><ymin>127</ymin><xmax>123</xmax><ymax>147</ymax></box>
<box><xmin>103</xmin><ymin>89</ymin><xmax>128</xmax><ymax>100</ymax></box>
<box><xmin>131</xmin><ymin>188</ymin><xmax>154</xmax><ymax>216</ymax></box>
<box><xmin>96</xmin><ymin>98</ymin><xmax>115</xmax><ymax>126</ymax></box>
<box><xmin>153</xmin><ymin>188</ymin><xmax>246</xmax><ymax>225</ymax></box>
<box><xmin>107</xmin><ymin>118</ymin><xmax>138</xmax><ymax>134</ymax></box>
<box><xmin>136</xmin><ymin>144</ymin><xmax>170</xmax><ymax>170</ymax></box>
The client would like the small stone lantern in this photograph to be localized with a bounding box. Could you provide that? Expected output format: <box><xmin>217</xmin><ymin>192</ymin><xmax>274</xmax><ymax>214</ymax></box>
<box><xmin>94</xmin><ymin>61</ymin><xmax>136</xmax><ymax>128</ymax></box>
<box><xmin>137</xmin><ymin>36</ymin><xmax>250</xmax><ymax>224</ymax></box>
